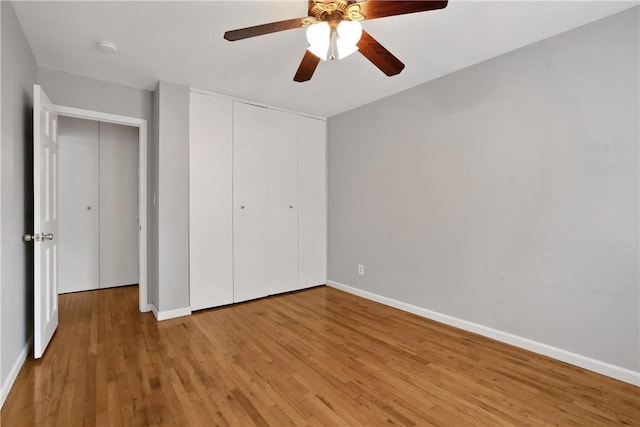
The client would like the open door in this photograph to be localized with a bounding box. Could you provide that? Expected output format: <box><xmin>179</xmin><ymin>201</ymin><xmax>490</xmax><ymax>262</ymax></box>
<box><xmin>25</xmin><ymin>84</ymin><xmax>59</xmax><ymax>358</ymax></box>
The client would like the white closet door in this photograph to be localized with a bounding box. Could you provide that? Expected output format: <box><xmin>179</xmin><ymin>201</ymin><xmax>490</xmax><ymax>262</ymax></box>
<box><xmin>233</xmin><ymin>103</ymin><xmax>299</xmax><ymax>301</ymax></box>
<box><xmin>265</xmin><ymin>109</ymin><xmax>298</xmax><ymax>295</ymax></box>
<box><xmin>58</xmin><ymin>117</ymin><xmax>100</xmax><ymax>293</ymax></box>
<box><xmin>233</xmin><ymin>102</ymin><xmax>270</xmax><ymax>302</ymax></box>
<box><xmin>99</xmin><ymin>122</ymin><xmax>139</xmax><ymax>288</ymax></box>
<box><xmin>298</xmin><ymin>116</ymin><xmax>327</xmax><ymax>289</ymax></box>
<box><xmin>189</xmin><ymin>92</ymin><xmax>233</xmax><ymax>310</ymax></box>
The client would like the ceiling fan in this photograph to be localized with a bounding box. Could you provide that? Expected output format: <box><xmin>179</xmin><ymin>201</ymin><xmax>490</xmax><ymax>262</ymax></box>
<box><xmin>224</xmin><ymin>0</ymin><xmax>448</xmax><ymax>82</ymax></box>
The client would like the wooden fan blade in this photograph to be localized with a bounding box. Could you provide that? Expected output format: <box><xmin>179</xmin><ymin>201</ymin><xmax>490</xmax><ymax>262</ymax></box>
<box><xmin>357</xmin><ymin>30</ymin><xmax>405</xmax><ymax>76</ymax></box>
<box><xmin>224</xmin><ymin>17</ymin><xmax>307</xmax><ymax>41</ymax></box>
<box><xmin>356</xmin><ymin>1</ymin><xmax>448</xmax><ymax>20</ymax></box>
<box><xmin>294</xmin><ymin>50</ymin><xmax>321</xmax><ymax>82</ymax></box>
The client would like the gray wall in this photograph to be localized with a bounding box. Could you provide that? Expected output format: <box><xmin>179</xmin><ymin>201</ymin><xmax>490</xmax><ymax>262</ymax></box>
<box><xmin>1</xmin><ymin>0</ymin><xmax>37</xmax><ymax>386</ymax></box>
<box><xmin>37</xmin><ymin>68</ymin><xmax>152</xmax><ymax>121</ymax></box>
<box><xmin>36</xmin><ymin>68</ymin><xmax>157</xmax><ymax>308</ymax></box>
<box><xmin>156</xmin><ymin>81</ymin><xmax>190</xmax><ymax>312</ymax></box>
<box><xmin>327</xmin><ymin>7</ymin><xmax>639</xmax><ymax>372</ymax></box>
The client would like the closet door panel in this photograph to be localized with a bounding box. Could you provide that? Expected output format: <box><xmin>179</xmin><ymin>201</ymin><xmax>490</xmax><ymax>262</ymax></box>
<box><xmin>298</xmin><ymin>116</ymin><xmax>327</xmax><ymax>289</ymax></box>
<box><xmin>233</xmin><ymin>102</ymin><xmax>270</xmax><ymax>302</ymax></box>
<box><xmin>189</xmin><ymin>93</ymin><xmax>234</xmax><ymax>310</ymax></box>
<box><xmin>99</xmin><ymin>122</ymin><xmax>139</xmax><ymax>289</ymax></box>
<box><xmin>265</xmin><ymin>109</ymin><xmax>298</xmax><ymax>296</ymax></box>
<box><xmin>58</xmin><ymin>117</ymin><xmax>100</xmax><ymax>293</ymax></box>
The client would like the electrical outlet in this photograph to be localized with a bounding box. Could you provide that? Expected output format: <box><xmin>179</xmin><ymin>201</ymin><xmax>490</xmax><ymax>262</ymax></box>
<box><xmin>358</xmin><ymin>264</ymin><xmax>364</xmax><ymax>275</ymax></box>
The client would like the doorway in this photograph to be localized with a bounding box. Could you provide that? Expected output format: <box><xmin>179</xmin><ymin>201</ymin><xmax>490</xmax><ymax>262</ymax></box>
<box><xmin>55</xmin><ymin>105</ymin><xmax>148</xmax><ymax>312</ymax></box>
<box><xmin>58</xmin><ymin>117</ymin><xmax>139</xmax><ymax>293</ymax></box>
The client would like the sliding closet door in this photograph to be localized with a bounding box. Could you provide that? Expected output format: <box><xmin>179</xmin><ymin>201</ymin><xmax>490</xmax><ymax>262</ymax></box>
<box><xmin>58</xmin><ymin>117</ymin><xmax>100</xmax><ymax>293</ymax></box>
<box><xmin>233</xmin><ymin>102</ymin><xmax>270</xmax><ymax>302</ymax></box>
<box><xmin>233</xmin><ymin>102</ymin><xmax>299</xmax><ymax>302</ymax></box>
<box><xmin>298</xmin><ymin>116</ymin><xmax>327</xmax><ymax>289</ymax></box>
<box><xmin>189</xmin><ymin>92</ymin><xmax>233</xmax><ymax>310</ymax></box>
<box><xmin>265</xmin><ymin>109</ymin><xmax>298</xmax><ymax>295</ymax></box>
<box><xmin>99</xmin><ymin>122</ymin><xmax>139</xmax><ymax>288</ymax></box>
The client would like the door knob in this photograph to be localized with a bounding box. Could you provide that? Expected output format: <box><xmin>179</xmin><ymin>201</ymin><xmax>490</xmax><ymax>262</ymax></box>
<box><xmin>23</xmin><ymin>233</ymin><xmax>53</xmax><ymax>242</ymax></box>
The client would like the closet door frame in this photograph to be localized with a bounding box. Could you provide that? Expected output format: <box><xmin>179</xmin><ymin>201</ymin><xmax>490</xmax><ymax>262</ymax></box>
<box><xmin>55</xmin><ymin>105</ymin><xmax>150</xmax><ymax>313</ymax></box>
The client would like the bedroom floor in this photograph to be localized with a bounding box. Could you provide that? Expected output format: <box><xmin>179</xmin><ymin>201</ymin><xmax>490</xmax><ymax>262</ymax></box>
<box><xmin>2</xmin><ymin>285</ymin><xmax>638</xmax><ymax>426</ymax></box>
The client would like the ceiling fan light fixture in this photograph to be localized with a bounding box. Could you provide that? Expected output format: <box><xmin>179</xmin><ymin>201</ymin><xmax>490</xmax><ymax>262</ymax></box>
<box><xmin>306</xmin><ymin>21</ymin><xmax>330</xmax><ymax>60</ymax></box>
<box><xmin>336</xmin><ymin>20</ymin><xmax>362</xmax><ymax>59</ymax></box>
<box><xmin>224</xmin><ymin>0</ymin><xmax>449</xmax><ymax>81</ymax></box>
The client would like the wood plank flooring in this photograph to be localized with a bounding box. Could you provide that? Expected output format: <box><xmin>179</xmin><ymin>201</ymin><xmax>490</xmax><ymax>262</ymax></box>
<box><xmin>2</xmin><ymin>285</ymin><xmax>639</xmax><ymax>426</ymax></box>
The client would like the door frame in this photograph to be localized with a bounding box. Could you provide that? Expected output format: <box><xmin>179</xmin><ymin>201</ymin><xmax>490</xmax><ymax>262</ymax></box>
<box><xmin>55</xmin><ymin>105</ymin><xmax>149</xmax><ymax>313</ymax></box>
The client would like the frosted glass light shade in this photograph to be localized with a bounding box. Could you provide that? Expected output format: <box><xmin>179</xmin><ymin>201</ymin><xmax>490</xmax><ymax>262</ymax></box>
<box><xmin>336</xmin><ymin>39</ymin><xmax>358</xmax><ymax>59</ymax></box>
<box><xmin>306</xmin><ymin>20</ymin><xmax>363</xmax><ymax>61</ymax></box>
<box><xmin>306</xmin><ymin>22</ymin><xmax>330</xmax><ymax>60</ymax></box>
<box><xmin>336</xmin><ymin>20</ymin><xmax>362</xmax><ymax>59</ymax></box>
<box><xmin>337</xmin><ymin>20</ymin><xmax>362</xmax><ymax>45</ymax></box>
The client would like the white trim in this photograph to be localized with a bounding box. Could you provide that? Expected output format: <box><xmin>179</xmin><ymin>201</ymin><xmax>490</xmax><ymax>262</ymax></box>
<box><xmin>150</xmin><ymin>304</ymin><xmax>191</xmax><ymax>321</ymax></box>
<box><xmin>54</xmin><ymin>105</ymin><xmax>150</xmax><ymax>313</ymax></box>
<box><xmin>1</xmin><ymin>337</ymin><xmax>32</xmax><ymax>408</ymax></box>
<box><xmin>326</xmin><ymin>280</ymin><xmax>640</xmax><ymax>386</ymax></box>
<box><xmin>0</xmin><ymin>3</ymin><xmax>3</xmax><ymax>408</ymax></box>
<box><xmin>190</xmin><ymin>88</ymin><xmax>327</xmax><ymax>121</ymax></box>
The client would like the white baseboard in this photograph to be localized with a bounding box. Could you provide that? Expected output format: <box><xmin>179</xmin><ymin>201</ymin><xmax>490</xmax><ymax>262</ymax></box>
<box><xmin>326</xmin><ymin>280</ymin><xmax>640</xmax><ymax>386</ymax></box>
<box><xmin>150</xmin><ymin>303</ymin><xmax>191</xmax><ymax>321</ymax></box>
<box><xmin>1</xmin><ymin>337</ymin><xmax>32</xmax><ymax>409</ymax></box>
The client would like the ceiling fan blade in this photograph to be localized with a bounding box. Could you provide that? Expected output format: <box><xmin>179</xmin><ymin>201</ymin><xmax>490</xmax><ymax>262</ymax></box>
<box><xmin>357</xmin><ymin>30</ymin><xmax>405</xmax><ymax>76</ymax></box>
<box><xmin>224</xmin><ymin>17</ymin><xmax>307</xmax><ymax>41</ymax></box>
<box><xmin>356</xmin><ymin>1</ymin><xmax>448</xmax><ymax>20</ymax></box>
<box><xmin>294</xmin><ymin>50</ymin><xmax>321</xmax><ymax>82</ymax></box>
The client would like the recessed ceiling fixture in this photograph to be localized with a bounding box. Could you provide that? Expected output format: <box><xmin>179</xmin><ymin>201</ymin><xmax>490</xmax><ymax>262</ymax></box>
<box><xmin>224</xmin><ymin>0</ymin><xmax>448</xmax><ymax>82</ymax></box>
<box><xmin>96</xmin><ymin>40</ymin><xmax>118</xmax><ymax>53</ymax></box>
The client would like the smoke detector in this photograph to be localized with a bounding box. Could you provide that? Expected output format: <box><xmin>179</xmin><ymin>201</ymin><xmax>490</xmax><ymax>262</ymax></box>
<box><xmin>96</xmin><ymin>41</ymin><xmax>118</xmax><ymax>53</ymax></box>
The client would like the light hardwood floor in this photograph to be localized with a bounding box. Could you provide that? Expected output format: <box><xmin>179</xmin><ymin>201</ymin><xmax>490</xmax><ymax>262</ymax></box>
<box><xmin>2</xmin><ymin>285</ymin><xmax>639</xmax><ymax>426</ymax></box>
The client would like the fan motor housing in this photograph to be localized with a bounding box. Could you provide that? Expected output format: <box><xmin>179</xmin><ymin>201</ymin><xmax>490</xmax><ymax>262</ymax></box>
<box><xmin>309</xmin><ymin>0</ymin><xmax>357</xmax><ymax>22</ymax></box>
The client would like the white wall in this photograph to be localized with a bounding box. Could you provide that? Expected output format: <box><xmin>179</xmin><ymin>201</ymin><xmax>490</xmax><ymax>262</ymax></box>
<box><xmin>0</xmin><ymin>0</ymin><xmax>5</xmax><ymax>408</ymax></box>
<box><xmin>148</xmin><ymin>87</ymin><xmax>159</xmax><ymax>309</ymax></box>
<box><xmin>0</xmin><ymin>0</ymin><xmax>4</xmax><ymax>405</ymax></box>
<box><xmin>327</xmin><ymin>7</ymin><xmax>639</xmax><ymax>379</ymax></box>
<box><xmin>0</xmin><ymin>0</ymin><xmax>37</xmax><ymax>402</ymax></box>
<box><xmin>155</xmin><ymin>81</ymin><xmax>190</xmax><ymax>314</ymax></box>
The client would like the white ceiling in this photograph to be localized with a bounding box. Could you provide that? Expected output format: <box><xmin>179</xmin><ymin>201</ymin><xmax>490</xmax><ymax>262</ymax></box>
<box><xmin>12</xmin><ymin>1</ymin><xmax>638</xmax><ymax>117</ymax></box>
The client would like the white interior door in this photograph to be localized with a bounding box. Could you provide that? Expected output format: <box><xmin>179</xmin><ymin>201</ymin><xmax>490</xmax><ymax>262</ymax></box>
<box><xmin>58</xmin><ymin>116</ymin><xmax>100</xmax><ymax>293</ymax></box>
<box><xmin>298</xmin><ymin>116</ymin><xmax>327</xmax><ymax>289</ymax></box>
<box><xmin>99</xmin><ymin>122</ymin><xmax>139</xmax><ymax>288</ymax></box>
<box><xmin>58</xmin><ymin>119</ymin><xmax>139</xmax><ymax>293</ymax></box>
<box><xmin>233</xmin><ymin>102</ymin><xmax>299</xmax><ymax>301</ymax></box>
<box><xmin>32</xmin><ymin>84</ymin><xmax>59</xmax><ymax>359</ymax></box>
<box><xmin>189</xmin><ymin>92</ymin><xmax>233</xmax><ymax>310</ymax></box>
<box><xmin>265</xmin><ymin>109</ymin><xmax>298</xmax><ymax>296</ymax></box>
<box><xmin>233</xmin><ymin>101</ymin><xmax>270</xmax><ymax>303</ymax></box>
